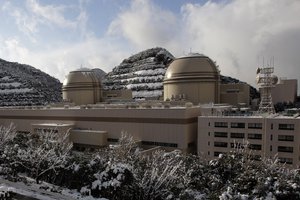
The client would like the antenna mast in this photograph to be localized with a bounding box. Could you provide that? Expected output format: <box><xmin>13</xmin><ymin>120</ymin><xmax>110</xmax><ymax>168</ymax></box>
<box><xmin>256</xmin><ymin>65</ymin><xmax>277</xmax><ymax>114</ymax></box>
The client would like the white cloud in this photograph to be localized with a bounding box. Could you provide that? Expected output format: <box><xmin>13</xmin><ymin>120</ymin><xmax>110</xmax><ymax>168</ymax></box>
<box><xmin>0</xmin><ymin>37</ymin><xmax>129</xmax><ymax>81</ymax></box>
<box><xmin>181</xmin><ymin>0</ymin><xmax>300</xmax><ymax>87</ymax></box>
<box><xmin>26</xmin><ymin>0</ymin><xmax>76</xmax><ymax>29</ymax></box>
<box><xmin>1</xmin><ymin>0</ymin><xmax>300</xmax><ymax>93</ymax></box>
<box><xmin>108</xmin><ymin>0</ymin><xmax>180</xmax><ymax>51</ymax></box>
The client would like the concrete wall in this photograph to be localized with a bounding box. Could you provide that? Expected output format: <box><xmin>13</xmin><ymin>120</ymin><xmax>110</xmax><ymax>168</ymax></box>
<box><xmin>0</xmin><ymin>106</ymin><xmax>201</xmax><ymax>153</ymax></box>
<box><xmin>220</xmin><ymin>83</ymin><xmax>250</xmax><ymax>106</ymax></box>
<box><xmin>271</xmin><ymin>79</ymin><xmax>297</xmax><ymax>104</ymax></box>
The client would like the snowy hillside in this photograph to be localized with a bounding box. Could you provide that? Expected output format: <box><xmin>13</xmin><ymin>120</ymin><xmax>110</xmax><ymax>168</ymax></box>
<box><xmin>103</xmin><ymin>47</ymin><xmax>259</xmax><ymax>100</ymax></box>
<box><xmin>103</xmin><ymin>47</ymin><xmax>174</xmax><ymax>99</ymax></box>
<box><xmin>0</xmin><ymin>58</ymin><xmax>62</xmax><ymax>106</ymax></box>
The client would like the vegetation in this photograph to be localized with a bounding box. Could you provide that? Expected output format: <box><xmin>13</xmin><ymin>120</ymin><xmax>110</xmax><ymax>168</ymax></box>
<box><xmin>0</xmin><ymin>126</ymin><xmax>300</xmax><ymax>199</ymax></box>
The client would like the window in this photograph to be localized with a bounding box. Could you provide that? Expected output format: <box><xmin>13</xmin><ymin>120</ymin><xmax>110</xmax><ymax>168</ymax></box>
<box><xmin>248</xmin><ymin>133</ymin><xmax>262</xmax><ymax>140</ymax></box>
<box><xmin>279</xmin><ymin>124</ymin><xmax>294</xmax><ymax>130</ymax></box>
<box><xmin>249</xmin><ymin>144</ymin><xmax>262</xmax><ymax>150</ymax></box>
<box><xmin>142</xmin><ymin>141</ymin><xmax>178</xmax><ymax>148</ymax></box>
<box><xmin>214</xmin><ymin>122</ymin><xmax>228</xmax><ymax>128</ymax></box>
<box><xmin>214</xmin><ymin>151</ymin><xmax>224</xmax><ymax>157</ymax></box>
<box><xmin>214</xmin><ymin>142</ymin><xmax>228</xmax><ymax>148</ymax></box>
<box><xmin>208</xmin><ymin>141</ymin><xmax>210</xmax><ymax>146</ymax></box>
<box><xmin>278</xmin><ymin>146</ymin><xmax>293</xmax><ymax>153</ymax></box>
<box><xmin>214</xmin><ymin>132</ymin><xmax>228</xmax><ymax>138</ymax></box>
<box><xmin>230</xmin><ymin>143</ymin><xmax>244</xmax><ymax>149</ymax></box>
<box><xmin>270</xmin><ymin>135</ymin><xmax>273</xmax><ymax>141</ymax></box>
<box><xmin>248</xmin><ymin>123</ymin><xmax>262</xmax><ymax>129</ymax></box>
<box><xmin>208</xmin><ymin>122</ymin><xmax>210</xmax><ymax>126</ymax></box>
<box><xmin>231</xmin><ymin>132</ymin><xmax>245</xmax><ymax>139</ymax></box>
<box><xmin>250</xmin><ymin>155</ymin><xmax>262</xmax><ymax>161</ymax></box>
<box><xmin>271</xmin><ymin>123</ymin><xmax>273</xmax><ymax>130</ymax></box>
<box><xmin>231</xmin><ymin>122</ymin><xmax>245</xmax><ymax>128</ymax></box>
<box><xmin>278</xmin><ymin>135</ymin><xmax>294</xmax><ymax>141</ymax></box>
<box><xmin>270</xmin><ymin>145</ymin><xmax>272</xmax><ymax>151</ymax></box>
<box><xmin>278</xmin><ymin>157</ymin><xmax>293</xmax><ymax>164</ymax></box>
<box><xmin>208</xmin><ymin>132</ymin><xmax>210</xmax><ymax>136</ymax></box>
<box><xmin>107</xmin><ymin>138</ymin><xmax>118</xmax><ymax>142</ymax></box>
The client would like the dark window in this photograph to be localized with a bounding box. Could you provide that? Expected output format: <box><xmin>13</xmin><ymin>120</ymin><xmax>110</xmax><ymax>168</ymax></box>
<box><xmin>208</xmin><ymin>141</ymin><xmax>210</xmax><ymax>146</ymax></box>
<box><xmin>141</xmin><ymin>141</ymin><xmax>178</xmax><ymax>148</ymax></box>
<box><xmin>214</xmin><ymin>122</ymin><xmax>228</xmax><ymax>128</ymax></box>
<box><xmin>214</xmin><ymin>132</ymin><xmax>228</xmax><ymax>138</ymax></box>
<box><xmin>231</xmin><ymin>132</ymin><xmax>245</xmax><ymax>139</ymax></box>
<box><xmin>230</xmin><ymin>143</ymin><xmax>244</xmax><ymax>149</ymax></box>
<box><xmin>248</xmin><ymin>133</ymin><xmax>262</xmax><ymax>140</ymax></box>
<box><xmin>279</xmin><ymin>124</ymin><xmax>295</xmax><ymax>130</ymax></box>
<box><xmin>208</xmin><ymin>132</ymin><xmax>210</xmax><ymax>136</ymax></box>
<box><xmin>250</xmin><ymin>155</ymin><xmax>262</xmax><ymax>161</ymax></box>
<box><xmin>278</xmin><ymin>146</ymin><xmax>293</xmax><ymax>153</ymax></box>
<box><xmin>231</xmin><ymin>122</ymin><xmax>245</xmax><ymax>128</ymax></box>
<box><xmin>208</xmin><ymin>122</ymin><xmax>210</xmax><ymax>126</ymax></box>
<box><xmin>214</xmin><ymin>142</ymin><xmax>228</xmax><ymax>148</ymax></box>
<box><xmin>278</xmin><ymin>135</ymin><xmax>294</xmax><ymax>141</ymax></box>
<box><xmin>248</xmin><ymin>123</ymin><xmax>262</xmax><ymax>129</ymax></box>
<box><xmin>208</xmin><ymin>151</ymin><xmax>210</xmax><ymax>155</ymax></box>
<box><xmin>270</xmin><ymin>134</ymin><xmax>273</xmax><ymax>141</ymax></box>
<box><xmin>270</xmin><ymin>145</ymin><xmax>272</xmax><ymax>151</ymax></box>
<box><xmin>249</xmin><ymin>144</ymin><xmax>262</xmax><ymax>150</ymax></box>
<box><xmin>107</xmin><ymin>138</ymin><xmax>119</xmax><ymax>142</ymax></box>
<box><xmin>278</xmin><ymin>157</ymin><xmax>293</xmax><ymax>164</ymax></box>
<box><xmin>271</xmin><ymin>123</ymin><xmax>273</xmax><ymax>129</ymax></box>
<box><xmin>214</xmin><ymin>151</ymin><xmax>224</xmax><ymax>157</ymax></box>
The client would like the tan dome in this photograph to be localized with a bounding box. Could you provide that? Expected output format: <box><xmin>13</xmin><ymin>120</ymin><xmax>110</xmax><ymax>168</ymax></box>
<box><xmin>164</xmin><ymin>54</ymin><xmax>219</xmax><ymax>81</ymax></box>
<box><xmin>163</xmin><ymin>54</ymin><xmax>220</xmax><ymax>104</ymax></box>
<box><xmin>63</xmin><ymin>69</ymin><xmax>100</xmax><ymax>86</ymax></box>
<box><xmin>62</xmin><ymin>69</ymin><xmax>102</xmax><ymax>105</ymax></box>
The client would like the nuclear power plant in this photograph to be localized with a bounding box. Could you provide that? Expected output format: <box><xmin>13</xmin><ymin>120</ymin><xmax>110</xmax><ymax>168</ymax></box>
<box><xmin>0</xmin><ymin>53</ymin><xmax>299</xmax><ymax>167</ymax></box>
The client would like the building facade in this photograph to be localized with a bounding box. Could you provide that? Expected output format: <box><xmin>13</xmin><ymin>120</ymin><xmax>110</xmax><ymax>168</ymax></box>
<box><xmin>198</xmin><ymin>115</ymin><xmax>300</xmax><ymax>167</ymax></box>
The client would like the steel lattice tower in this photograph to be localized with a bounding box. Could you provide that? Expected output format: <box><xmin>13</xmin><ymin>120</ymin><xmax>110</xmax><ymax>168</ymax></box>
<box><xmin>257</xmin><ymin>67</ymin><xmax>277</xmax><ymax>114</ymax></box>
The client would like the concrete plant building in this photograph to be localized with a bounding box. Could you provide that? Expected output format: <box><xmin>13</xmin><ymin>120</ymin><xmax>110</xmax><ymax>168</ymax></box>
<box><xmin>0</xmin><ymin>53</ymin><xmax>299</xmax><ymax>167</ymax></box>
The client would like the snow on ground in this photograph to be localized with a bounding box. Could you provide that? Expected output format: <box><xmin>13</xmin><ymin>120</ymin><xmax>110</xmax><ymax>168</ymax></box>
<box><xmin>0</xmin><ymin>177</ymin><xmax>109</xmax><ymax>200</ymax></box>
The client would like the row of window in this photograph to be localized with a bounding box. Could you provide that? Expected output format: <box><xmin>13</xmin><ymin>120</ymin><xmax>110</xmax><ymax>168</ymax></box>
<box><xmin>108</xmin><ymin>138</ymin><xmax>178</xmax><ymax>148</ymax></box>
<box><xmin>141</xmin><ymin>141</ymin><xmax>178</xmax><ymax>148</ymax></box>
<box><xmin>214</xmin><ymin>122</ymin><xmax>262</xmax><ymax>129</ymax></box>
<box><xmin>213</xmin><ymin>142</ymin><xmax>262</xmax><ymax>150</ymax></box>
<box><xmin>212</xmin><ymin>152</ymin><xmax>292</xmax><ymax>164</ymax></box>
<box><xmin>213</xmin><ymin>132</ymin><xmax>294</xmax><ymax>142</ymax></box>
<box><xmin>213</xmin><ymin>141</ymin><xmax>294</xmax><ymax>153</ymax></box>
<box><xmin>214</xmin><ymin>122</ymin><xmax>295</xmax><ymax>131</ymax></box>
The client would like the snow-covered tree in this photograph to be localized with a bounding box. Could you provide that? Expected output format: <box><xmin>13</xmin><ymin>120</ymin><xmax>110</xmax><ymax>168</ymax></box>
<box><xmin>13</xmin><ymin>130</ymin><xmax>73</xmax><ymax>183</ymax></box>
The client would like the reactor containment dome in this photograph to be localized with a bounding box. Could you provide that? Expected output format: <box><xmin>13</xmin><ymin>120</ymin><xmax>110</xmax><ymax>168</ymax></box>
<box><xmin>163</xmin><ymin>53</ymin><xmax>220</xmax><ymax>104</ymax></box>
<box><xmin>62</xmin><ymin>68</ymin><xmax>102</xmax><ymax>105</ymax></box>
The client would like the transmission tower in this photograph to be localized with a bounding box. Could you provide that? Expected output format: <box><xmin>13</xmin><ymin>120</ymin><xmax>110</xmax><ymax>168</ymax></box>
<box><xmin>256</xmin><ymin>67</ymin><xmax>278</xmax><ymax>114</ymax></box>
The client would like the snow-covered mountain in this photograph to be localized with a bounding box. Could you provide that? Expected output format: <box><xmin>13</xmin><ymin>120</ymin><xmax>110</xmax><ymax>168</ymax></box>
<box><xmin>0</xmin><ymin>58</ymin><xmax>62</xmax><ymax>106</ymax></box>
<box><xmin>103</xmin><ymin>47</ymin><xmax>174</xmax><ymax>99</ymax></box>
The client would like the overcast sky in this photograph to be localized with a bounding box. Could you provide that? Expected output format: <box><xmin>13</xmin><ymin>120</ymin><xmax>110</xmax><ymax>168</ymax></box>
<box><xmin>0</xmin><ymin>0</ymin><xmax>300</xmax><ymax>91</ymax></box>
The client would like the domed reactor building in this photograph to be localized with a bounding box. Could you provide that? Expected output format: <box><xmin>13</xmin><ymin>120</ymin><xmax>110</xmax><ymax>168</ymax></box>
<box><xmin>63</xmin><ymin>69</ymin><xmax>102</xmax><ymax>105</ymax></box>
<box><xmin>163</xmin><ymin>53</ymin><xmax>220</xmax><ymax>105</ymax></box>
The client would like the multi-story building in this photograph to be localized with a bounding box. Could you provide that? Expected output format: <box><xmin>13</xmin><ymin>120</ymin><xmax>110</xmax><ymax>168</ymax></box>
<box><xmin>198</xmin><ymin>115</ymin><xmax>300</xmax><ymax>167</ymax></box>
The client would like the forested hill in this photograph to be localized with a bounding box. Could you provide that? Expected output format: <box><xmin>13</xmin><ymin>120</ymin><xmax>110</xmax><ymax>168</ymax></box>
<box><xmin>0</xmin><ymin>58</ymin><xmax>62</xmax><ymax>106</ymax></box>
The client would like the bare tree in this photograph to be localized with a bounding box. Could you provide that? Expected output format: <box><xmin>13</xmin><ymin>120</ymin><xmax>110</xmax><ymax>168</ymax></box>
<box><xmin>15</xmin><ymin>129</ymin><xmax>73</xmax><ymax>183</ymax></box>
<box><xmin>0</xmin><ymin>123</ymin><xmax>17</xmax><ymax>149</ymax></box>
